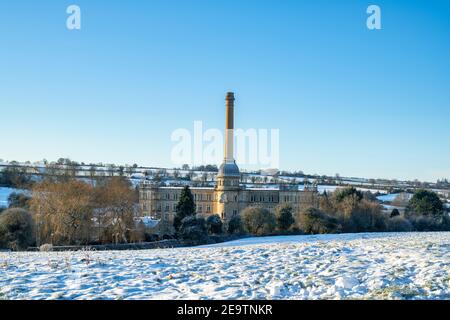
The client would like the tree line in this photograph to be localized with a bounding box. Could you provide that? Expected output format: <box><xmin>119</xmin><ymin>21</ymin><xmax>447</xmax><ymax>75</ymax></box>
<box><xmin>1</xmin><ymin>181</ymin><xmax>449</xmax><ymax>250</ymax></box>
<box><xmin>0</xmin><ymin>175</ymin><xmax>139</xmax><ymax>250</ymax></box>
<box><xmin>171</xmin><ymin>186</ymin><xmax>450</xmax><ymax>245</ymax></box>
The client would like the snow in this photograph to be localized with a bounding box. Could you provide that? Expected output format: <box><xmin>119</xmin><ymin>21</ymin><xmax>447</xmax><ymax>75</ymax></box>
<box><xmin>0</xmin><ymin>187</ymin><xmax>24</xmax><ymax>208</ymax></box>
<box><xmin>377</xmin><ymin>193</ymin><xmax>413</xmax><ymax>203</ymax></box>
<box><xmin>377</xmin><ymin>193</ymin><xmax>399</xmax><ymax>202</ymax></box>
<box><xmin>266</xmin><ymin>280</ymin><xmax>285</xmax><ymax>297</ymax></box>
<box><xmin>136</xmin><ymin>216</ymin><xmax>160</xmax><ymax>228</ymax></box>
<box><xmin>335</xmin><ymin>276</ymin><xmax>359</xmax><ymax>290</ymax></box>
<box><xmin>0</xmin><ymin>232</ymin><xmax>449</xmax><ymax>300</ymax></box>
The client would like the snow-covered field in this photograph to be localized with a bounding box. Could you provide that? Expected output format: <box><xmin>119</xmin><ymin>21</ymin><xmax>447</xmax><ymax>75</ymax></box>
<box><xmin>0</xmin><ymin>232</ymin><xmax>449</xmax><ymax>300</ymax></box>
<box><xmin>0</xmin><ymin>187</ymin><xmax>20</xmax><ymax>207</ymax></box>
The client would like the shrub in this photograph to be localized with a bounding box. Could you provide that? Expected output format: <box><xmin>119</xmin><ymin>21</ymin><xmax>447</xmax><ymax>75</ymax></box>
<box><xmin>408</xmin><ymin>215</ymin><xmax>450</xmax><ymax>231</ymax></box>
<box><xmin>275</xmin><ymin>204</ymin><xmax>295</xmax><ymax>231</ymax></box>
<box><xmin>296</xmin><ymin>207</ymin><xmax>341</xmax><ymax>234</ymax></box>
<box><xmin>387</xmin><ymin>216</ymin><xmax>413</xmax><ymax>232</ymax></box>
<box><xmin>345</xmin><ymin>200</ymin><xmax>387</xmax><ymax>232</ymax></box>
<box><xmin>0</xmin><ymin>208</ymin><xmax>35</xmax><ymax>250</ymax></box>
<box><xmin>241</xmin><ymin>207</ymin><xmax>276</xmax><ymax>236</ymax></box>
<box><xmin>335</xmin><ymin>187</ymin><xmax>363</xmax><ymax>203</ymax></box>
<box><xmin>206</xmin><ymin>214</ymin><xmax>223</xmax><ymax>234</ymax></box>
<box><xmin>390</xmin><ymin>208</ymin><xmax>400</xmax><ymax>218</ymax></box>
<box><xmin>7</xmin><ymin>192</ymin><xmax>31</xmax><ymax>209</ymax></box>
<box><xmin>227</xmin><ymin>215</ymin><xmax>244</xmax><ymax>235</ymax></box>
<box><xmin>144</xmin><ymin>233</ymin><xmax>160</xmax><ymax>242</ymax></box>
<box><xmin>178</xmin><ymin>216</ymin><xmax>208</xmax><ymax>244</ymax></box>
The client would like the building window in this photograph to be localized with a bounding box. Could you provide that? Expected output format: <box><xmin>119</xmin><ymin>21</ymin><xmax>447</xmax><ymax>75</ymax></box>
<box><xmin>165</xmin><ymin>204</ymin><xmax>169</xmax><ymax>212</ymax></box>
<box><xmin>198</xmin><ymin>205</ymin><xmax>202</xmax><ymax>213</ymax></box>
<box><xmin>233</xmin><ymin>210</ymin><xmax>237</xmax><ymax>216</ymax></box>
<box><xmin>206</xmin><ymin>205</ymin><xmax>211</xmax><ymax>213</ymax></box>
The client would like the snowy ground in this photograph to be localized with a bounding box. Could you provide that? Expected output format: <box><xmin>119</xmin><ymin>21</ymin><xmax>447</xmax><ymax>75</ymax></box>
<box><xmin>0</xmin><ymin>232</ymin><xmax>449</xmax><ymax>300</ymax></box>
<box><xmin>0</xmin><ymin>187</ymin><xmax>21</xmax><ymax>207</ymax></box>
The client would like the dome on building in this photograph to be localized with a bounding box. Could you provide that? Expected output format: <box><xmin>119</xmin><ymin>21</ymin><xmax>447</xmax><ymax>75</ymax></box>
<box><xmin>218</xmin><ymin>161</ymin><xmax>240</xmax><ymax>177</ymax></box>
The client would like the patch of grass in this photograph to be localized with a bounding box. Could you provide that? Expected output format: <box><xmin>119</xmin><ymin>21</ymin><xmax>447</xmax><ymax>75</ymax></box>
<box><xmin>368</xmin><ymin>285</ymin><xmax>421</xmax><ymax>299</ymax></box>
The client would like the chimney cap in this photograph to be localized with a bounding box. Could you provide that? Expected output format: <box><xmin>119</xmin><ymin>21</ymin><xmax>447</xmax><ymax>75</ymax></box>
<box><xmin>226</xmin><ymin>92</ymin><xmax>235</xmax><ymax>101</ymax></box>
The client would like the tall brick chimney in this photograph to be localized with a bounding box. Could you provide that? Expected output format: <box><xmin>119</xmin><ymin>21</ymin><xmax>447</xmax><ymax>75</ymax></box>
<box><xmin>224</xmin><ymin>92</ymin><xmax>235</xmax><ymax>163</ymax></box>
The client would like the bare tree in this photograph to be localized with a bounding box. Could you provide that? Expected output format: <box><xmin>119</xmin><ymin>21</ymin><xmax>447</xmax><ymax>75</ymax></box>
<box><xmin>30</xmin><ymin>179</ymin><xmax>94</xmax><ymax>246</ymax></box>
<box><xmin>94</xmin><ymin>177</ymin><xmax>138</xmax><ymax>244</ymax></box>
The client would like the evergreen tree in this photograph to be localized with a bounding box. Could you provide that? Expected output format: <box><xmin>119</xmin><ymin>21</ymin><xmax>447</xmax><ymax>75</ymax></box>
<box><xmin>406</xmin><ymin>189</ymin><xmax>444</xmax><ymax>217</ymax></box>
<box><xmin>275</xmin><ymin>204</ymin><xmax>295</xmax><ymax>231</ymax></box>
<box><xmin>228</xmin><ymin>215</ymin><xmax>244</xmax><ymax>234</ymax></box>
<box><xmin>390</xmin><ymin>208</ymin><xmax>400</xmax><ymax>218</ymax></box>
<box><xmin>335</xmin><ymin>187</ymin><xmax>363</xmax><ymax>203</ymax></box>
<box><xmin>173</xmin><ymin>186</ymin><xmax>196</xmax><ymax>232</ymax></box>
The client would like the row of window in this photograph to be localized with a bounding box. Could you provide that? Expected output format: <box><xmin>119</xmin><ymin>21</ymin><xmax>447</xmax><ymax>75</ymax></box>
<box><xmin>141</xmin><ymin>192</ymin><xmax>214</xmax><ymax>201</ymax></box>
<box><xmin>142</xmin><ymin>191</ymin><xmax>304</xmax><ymax>203</ymax></box>
<box><xmin>197</xmin><ymin>204</ymin><xmax>212</xmax><ymax>214</ymax></box>
<box><xmin>143</xmin><ymin>203</ymin><xmax>214</xmax><ymax>214</ymax></box>
<box><xmin>194</xmin><ymin>193</ymin><xmax>213</xmax><ymax>201</ymax></box>
<box><xmin>249</xmin><ymin>194</ymin><xmax>278</xmax><ymax>202</ymax></box>
<box><xmin>217</xmin><ymin>179</ymin><xmax>239</xmax><ymax>187</ymax></box>
<box><xmin>142</xmin><ymin>203</ymin><xmax>240</xmax><ymax>217</ymax></box>
<box><xmin>282</xmin><ymin>195</ymin><xmax>299</xmax><ymax>202</ymax></box>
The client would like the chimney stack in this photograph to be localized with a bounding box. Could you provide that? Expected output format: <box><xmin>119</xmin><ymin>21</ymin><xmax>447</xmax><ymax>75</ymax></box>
<box><xmin>224</xmin><ymin>92</ymin><xmax>235</xmax><ymax>163</ymax></box>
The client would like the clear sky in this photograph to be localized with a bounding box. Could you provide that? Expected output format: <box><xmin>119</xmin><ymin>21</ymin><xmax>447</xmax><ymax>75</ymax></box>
<box><xmin>1</xmin><ymin>0</ymin><xmax>449</xmax><ymax>182</ymax></box>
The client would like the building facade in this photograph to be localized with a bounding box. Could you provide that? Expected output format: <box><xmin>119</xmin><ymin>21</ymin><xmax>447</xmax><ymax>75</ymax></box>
<box><xmin>139</xmin><ymin>92</ymin><xmax>319</xmax><ymax>234</ymax></box>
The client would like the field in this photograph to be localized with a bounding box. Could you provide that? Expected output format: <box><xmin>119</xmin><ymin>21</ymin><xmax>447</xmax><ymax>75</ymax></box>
<box><xmin>0</xmin><ymin>232</ymin><xmax>449</xmax><ymax>300</ymax></box>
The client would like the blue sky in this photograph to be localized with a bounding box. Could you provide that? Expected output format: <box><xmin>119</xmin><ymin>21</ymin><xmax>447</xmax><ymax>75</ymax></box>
<box><xmin>0</xmin><ymin>0</ymin><xmax>449</xmax><ymax>182</ymax></box>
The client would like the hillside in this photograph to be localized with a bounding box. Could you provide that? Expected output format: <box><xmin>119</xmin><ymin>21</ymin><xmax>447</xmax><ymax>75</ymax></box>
<box><xmin>0</xmin><ymin>232</ymin><xmax>449</xmax><ymax>300</ymax></box>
